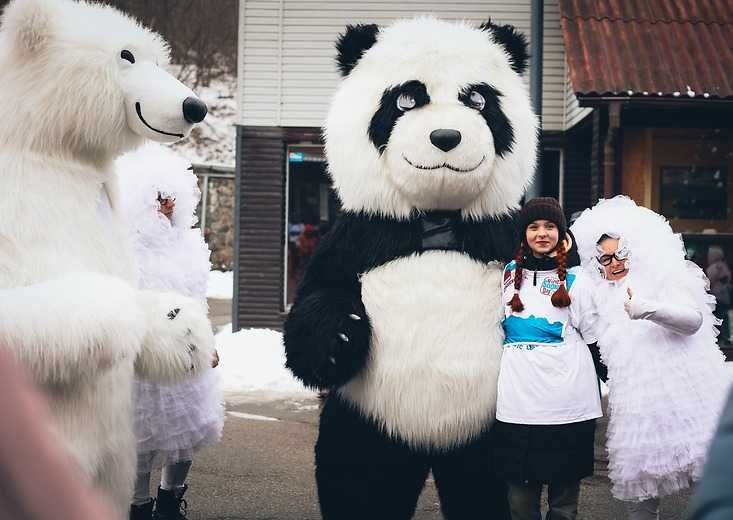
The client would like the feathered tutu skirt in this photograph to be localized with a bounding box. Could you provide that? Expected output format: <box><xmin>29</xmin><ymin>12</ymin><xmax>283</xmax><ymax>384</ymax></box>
<box><xmin>134</xmin><ymin>366</ymin><xmax>224</xmax><ymax>472</ymax></box>
<box><xmin>599</xmin><ymin>272</ymin><xmax>732</xmax><ymax>501</ymax></box>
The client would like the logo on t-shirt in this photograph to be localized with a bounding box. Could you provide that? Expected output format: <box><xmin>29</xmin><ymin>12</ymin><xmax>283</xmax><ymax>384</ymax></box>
<box><xmin>540</xmin><ymin>277</ymin><xmax>561</xmax><ymax>296</ymax></box>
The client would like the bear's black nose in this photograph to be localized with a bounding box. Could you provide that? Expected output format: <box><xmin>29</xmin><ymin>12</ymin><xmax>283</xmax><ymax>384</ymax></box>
<box><xmin>430</xmin><ymin>129</ymin><xmax>462</xmax><ymax>152</ymax></box>
<box><xmin>182</xmin><ymin>97</ymin><xmax>208</xmax><ymax>124</ymax></box>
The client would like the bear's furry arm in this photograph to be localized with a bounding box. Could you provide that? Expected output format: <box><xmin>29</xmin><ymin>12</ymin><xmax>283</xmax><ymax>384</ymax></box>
<box><xmin>0</xmin><ymin>273</ymin><xmax>146</xmax><ymax>384</ymax></box>
<box><xmin>284</xmin><ymin>215</ymin><xmax>371</xmax><ymax>389</ymax></box>
<box><xmin>134</xmin><ymin>290</ymin><xmax>216</xmax><ymax>383</ymax></box>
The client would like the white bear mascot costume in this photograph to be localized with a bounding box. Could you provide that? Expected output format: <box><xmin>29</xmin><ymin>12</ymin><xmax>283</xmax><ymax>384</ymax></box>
<box><xmin>0</xmin><ymin>0</ymin><xmax>214</xmax><ymax>517</ymax></box>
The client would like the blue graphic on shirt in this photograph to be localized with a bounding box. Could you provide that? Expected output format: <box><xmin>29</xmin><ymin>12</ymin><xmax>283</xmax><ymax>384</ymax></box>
<box><xmin>565</xmin><ymin>271</ymin><xmax>576</xmax><ymax>290</ymax></box>
<box><xmin>503</xmin><ymin>314</ymin><xmax>564</xmax><ymax>346</ymax></box>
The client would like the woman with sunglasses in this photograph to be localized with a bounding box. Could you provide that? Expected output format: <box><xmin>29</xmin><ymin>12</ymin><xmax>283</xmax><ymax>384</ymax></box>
<box><xmin>117</xmin><ymin>143</ymin><xmax>224</xmax><ymax>520</ymax></box>
<box><xmin>571</xmin><ymin>196</ymin><xmax>732</xmax><ymax>520</ymax></box>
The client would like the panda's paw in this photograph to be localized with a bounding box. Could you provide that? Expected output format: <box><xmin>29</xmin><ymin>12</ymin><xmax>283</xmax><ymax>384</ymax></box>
<box><xmin>311</xmin><ymin>302</ymin><xmax>371</xmax><ymax>386</ymax></box>
<box><xmin>284</xmin><ymin>292</ymin><xmax>371</xmax><ymax>389</ymax></box>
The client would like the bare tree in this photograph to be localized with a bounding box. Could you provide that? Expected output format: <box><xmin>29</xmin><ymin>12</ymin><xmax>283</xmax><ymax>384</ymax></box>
<box><xmin>0</xmin><ymin>0</ymin><xmax>239</xmax><ymax>87</ymax></box>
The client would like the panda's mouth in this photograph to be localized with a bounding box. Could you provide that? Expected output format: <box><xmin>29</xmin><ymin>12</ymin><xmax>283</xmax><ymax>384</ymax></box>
<box><xmin>403</xmin><ymin>155</ymin><xmax>485</xmax><ymax>173</ymax></box>
<box><xmin>135</xmin><ymin>102</ymin><xmax>185</xmax><ymax>138</ymax></box>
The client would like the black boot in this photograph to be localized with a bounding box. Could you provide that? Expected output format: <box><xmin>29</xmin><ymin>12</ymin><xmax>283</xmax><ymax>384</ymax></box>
<box><xmin>153</xmin><ymin>485</ymin><xmax>188</xmax><ymax>520</ymax></box>
<box><xmin>129</xmin><ymin>499</ymin><xmax>155</xmax><ymax>520</ymax></box>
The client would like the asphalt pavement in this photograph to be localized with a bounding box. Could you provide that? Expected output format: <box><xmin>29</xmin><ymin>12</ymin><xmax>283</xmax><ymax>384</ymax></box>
<box><xmin>195</xmin><ymin>298</ymin><xmax>693</xmax><ymax>519</ymax></box>
<box><xmin>178</xmin><ymin>397</ymin><xmax>692</xmax><ymax>520</ymax></box>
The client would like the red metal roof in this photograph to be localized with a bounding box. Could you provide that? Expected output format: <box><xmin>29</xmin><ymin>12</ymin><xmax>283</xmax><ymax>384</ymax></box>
<box><xmin>559</xmin><ymin>0</ymin><xmax>733</xmax><ymax>100</ymax></box>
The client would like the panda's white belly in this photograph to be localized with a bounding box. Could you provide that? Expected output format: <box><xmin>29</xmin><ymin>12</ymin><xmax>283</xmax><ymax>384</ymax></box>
<box><xmin>339</xmin><ymin>251</ymin><xmax>505</xmax><ymax>451</ymax></box>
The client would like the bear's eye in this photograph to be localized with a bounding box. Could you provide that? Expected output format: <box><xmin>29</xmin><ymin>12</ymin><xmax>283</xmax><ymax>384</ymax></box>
<box><xmin>120</xmin><ymin>50</ymin><xmax>135</xmax><ymax>64</ymax></box>
<box><xmin>468</xmin><ymin>91</ymin><xmax>486</xmax><ymax>111</ymax></box>
<box><xmin>396</xmin><ymin>93</ymin><xmax>416</xmax><ymax>111</ymax></box>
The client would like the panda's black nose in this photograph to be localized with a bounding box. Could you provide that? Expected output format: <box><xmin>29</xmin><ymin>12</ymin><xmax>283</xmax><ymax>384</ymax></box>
<box><xmin>430</xmin><ymin>129</ymin><xmax>462</xmax><ymax>152</ymax></box>
<box><xmin>182</xmin><ymin>97</ymin><xmax>208</xmax><ymax>124</ymax></box>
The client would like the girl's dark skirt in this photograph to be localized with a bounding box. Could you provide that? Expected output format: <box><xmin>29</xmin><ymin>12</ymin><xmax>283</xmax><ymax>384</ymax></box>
<box><xmin>492</xmin><ymin>419</ymin><xmax>597</xmax><ymax>484</ymax></box>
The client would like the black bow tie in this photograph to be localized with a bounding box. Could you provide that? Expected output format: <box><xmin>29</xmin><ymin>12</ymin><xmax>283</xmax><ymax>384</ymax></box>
<box><xmin>420</xmin><ymin>210</ymin><xmax>463</xmax><ymax>252</ymax></box>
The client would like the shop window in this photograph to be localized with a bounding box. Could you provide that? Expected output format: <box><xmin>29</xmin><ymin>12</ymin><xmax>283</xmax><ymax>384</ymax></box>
<box><xmin>651</xmin><ymin>128</ymin><xmax>733</xmax><ymax>233</ymax></box>
<box><xmin>661</xmin><ymin>166</ymin><xmax>727</xmax><ymax>220</ymax></box>
<box><xmin>285</xmin><ymin>146</ymin><xmax>339</xmax><ymax>307</ymax></box>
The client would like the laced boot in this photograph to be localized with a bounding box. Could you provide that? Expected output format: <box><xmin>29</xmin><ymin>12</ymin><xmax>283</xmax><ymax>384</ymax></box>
<box><xmin>153</xmin><ymin>485</ymin><xmax>188</xmax><ymax>520</ymax></box>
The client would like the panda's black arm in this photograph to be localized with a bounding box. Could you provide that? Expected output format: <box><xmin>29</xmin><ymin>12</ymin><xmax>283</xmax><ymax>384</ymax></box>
<box><xmin>283</xmin><ymin>216</ymin><xmax>371</xmax><ymax>390</ymax></box>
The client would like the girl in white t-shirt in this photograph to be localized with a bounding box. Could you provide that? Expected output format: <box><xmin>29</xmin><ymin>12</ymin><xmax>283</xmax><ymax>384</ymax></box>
<box><xmin>494</xmin><ymin>197</ymin><xmax>602</xmax><ymax>520</ymax></box>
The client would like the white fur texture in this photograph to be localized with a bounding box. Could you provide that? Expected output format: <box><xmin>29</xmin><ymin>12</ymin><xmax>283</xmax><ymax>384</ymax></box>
<box><xmin>116</xmin><ymin>144</ymin><xmax>214</xmax><ymax>382</ymax></box>
<box><xmin>324</xmin><ymin>17</ymin><xmax>537</xmax><ymax>219</ymax></box>
<box><xmin>0</xmin><ymin>1</ymin><xmax>210</xmax><ymax>517</ymax></box>
<box><xmin>0</xmin><ymin>0</ymin><xmax>200</xmax><ymax>163</ymax></box>
<box><xmin>117</xmin><ymin>142</ymin><xmax>201</xmax><ymax>232</ymax></box>
<box><xmin>136</xmin><ymin>290</ymin><xmax>215</xmax><ymax>382</ymax></box>
<box><xmin>339</xmin><ymin>253</ymin><xmax>504</xmax><ymax>451</ymax></box>
<box><xmin>0</xmin><ymin>273</ymin><xmax>145</xmax><ymax>382</ymax></box>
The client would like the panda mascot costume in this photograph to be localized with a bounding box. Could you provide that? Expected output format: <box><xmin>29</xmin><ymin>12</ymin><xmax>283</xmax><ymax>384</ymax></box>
<box><xmin>284</xmin><ymin>17</ymin><xmax>537</xmax><ymax>519</ymax></box>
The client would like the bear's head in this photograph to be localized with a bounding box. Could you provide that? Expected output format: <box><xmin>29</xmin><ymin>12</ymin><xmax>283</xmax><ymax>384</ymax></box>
<box><xmin>324</xmin><ymin>17</ymin><xmax>538</xmax><ymax>219</ymax></box>
<box><xmin>0</xmin><ymin>0</ymin><xmax>207</xmax><ymax>163</ymax></box>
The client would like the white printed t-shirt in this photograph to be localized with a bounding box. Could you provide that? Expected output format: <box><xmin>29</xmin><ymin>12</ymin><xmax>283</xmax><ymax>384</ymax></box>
<box><xmin>497</xmin><ymin>261</ymin><xmax>602</xmax><ymax>425</ymax></box>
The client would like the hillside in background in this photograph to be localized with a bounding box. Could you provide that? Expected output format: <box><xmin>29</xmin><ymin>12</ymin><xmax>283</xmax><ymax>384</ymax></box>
<box><xmin>170</xmin><ymin>73</ymin><xmax>237</xmax><ymax>166</ymax></box>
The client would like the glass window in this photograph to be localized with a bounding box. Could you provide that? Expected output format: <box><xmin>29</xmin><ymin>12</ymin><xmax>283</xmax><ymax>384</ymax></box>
<box><xmin>653</xmin><ymin>128</ymin><xmax>733</xmax><ymax>232</ymax></box>
<box><xmin>285</xmin><ymin>146</ymin><xmax>338</xmax><ymax>306</ymax></box>
<box><xmin>661</xmin><ymin>166</ymin><xmax>727</xmax><ymax>220</ymax></box>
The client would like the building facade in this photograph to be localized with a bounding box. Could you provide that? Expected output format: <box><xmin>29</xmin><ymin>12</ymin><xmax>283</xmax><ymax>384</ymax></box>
<box><xmin>234</xmin><ymin>0</ymin><xmax>733</xmax><ymax>332</ymax></box>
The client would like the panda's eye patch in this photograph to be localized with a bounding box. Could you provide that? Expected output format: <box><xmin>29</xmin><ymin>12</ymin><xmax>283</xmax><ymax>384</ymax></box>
<box><xmin>368</xmin><ymin>80</ymin><xmax>430</xmax><ymax>154</ymax></box>
<box><xmin>120</xmin><ymin>50</ymin><xmax>135</xmax><ymax>64</ymax></box>
<box><xmin>458</xmin><ymin>83</ymin><xmax>515</xmax><ymax>159</ymax></box>
<box><xmin>396</xmin><ymin>93</ymin><xmax>417</xmax><ymax>111</ymax></box>
<box><xmin>468</xmin><ymin>91</ymin><xmax>486</xmax><ymax>111</ymax></box>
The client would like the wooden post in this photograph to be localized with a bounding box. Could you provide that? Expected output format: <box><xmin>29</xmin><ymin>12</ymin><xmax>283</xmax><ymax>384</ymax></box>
<box><xmin>603</xmin><ymin>102</ymin><xmax>621</xmax><ymax>197</ymax></box>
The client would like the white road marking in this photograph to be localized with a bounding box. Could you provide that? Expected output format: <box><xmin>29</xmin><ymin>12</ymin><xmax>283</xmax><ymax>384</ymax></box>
<box><xmin>227</xmin><ymin>411</ymin><xmax>280</xmax><ymax>422</ymax></box>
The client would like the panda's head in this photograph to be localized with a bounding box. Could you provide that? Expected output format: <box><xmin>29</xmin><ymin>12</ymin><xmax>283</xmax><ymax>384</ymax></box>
<box><xmin>324</xmin><ymin>17</ymin><xmax>537</xmax><ymax>219</ymax></box>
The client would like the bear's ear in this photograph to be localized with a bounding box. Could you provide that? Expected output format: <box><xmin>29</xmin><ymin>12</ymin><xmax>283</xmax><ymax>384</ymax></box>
<box><xmin>2</xmin><ymin>0</ymin><xmax>55</xmax><ymax>53</ymax></box>
<box><xmin>479</xmin><ymin>20</ymin><xmax>529</xmax><ymax>74</ymax></box>
<box><xmin>335</xmin><ymin>24</ymin><xmax>380</xmax><ymax>77</ymax></box>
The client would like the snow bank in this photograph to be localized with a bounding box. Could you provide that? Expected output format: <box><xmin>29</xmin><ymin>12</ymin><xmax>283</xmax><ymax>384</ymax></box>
<box><xmin>208</xmin><ymin>270</ymin><xmax>233</xmax><ymax>299</ymax></box>
<box><xmin>216</xmin><ymin>325</ymin><xmax>316</xmax><ymax>402</ymax></box>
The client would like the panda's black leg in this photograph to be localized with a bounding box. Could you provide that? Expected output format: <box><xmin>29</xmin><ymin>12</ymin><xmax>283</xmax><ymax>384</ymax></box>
<box><xmin>431</xmin><ymin>429</ymin><xmax>511</xmax><ymax>519</ymax></box>
<box><xmin>315</xmin><ymin>395</ymin><xmax>430</xmax><ymax>520</ymax></box>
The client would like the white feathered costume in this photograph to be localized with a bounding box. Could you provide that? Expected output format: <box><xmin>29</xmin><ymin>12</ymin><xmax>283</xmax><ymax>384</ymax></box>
<box><xmin>117</xmin><ymin>143</ymin><xmax>224</xmax><ymax>471</ymax></box>
<box><xmin>571</xmin><ymin>196</ymin><xmax>732</xmax><ymax>501</ymax></box>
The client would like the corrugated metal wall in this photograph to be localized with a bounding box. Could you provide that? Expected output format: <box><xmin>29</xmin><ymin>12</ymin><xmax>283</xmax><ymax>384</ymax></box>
<box><xmin>234</xmin><ymin>126</ymin><xmax>287</xmax><ymax>330</ymax></box>
<box><xmin>238</xmin><ymin>0</ymin><xmax>582</xmax><ymax>131</ymax></box>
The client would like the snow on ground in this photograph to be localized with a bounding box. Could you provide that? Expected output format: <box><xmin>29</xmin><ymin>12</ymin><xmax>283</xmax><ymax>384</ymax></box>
<box><xmin>208</xmin><ymin>270</ymin><xmax>233</xmax><ymax>299</ymax></box>
<box><xmin>216</xmin><ymin>325</ymin><xmax>316</xmax><ymax>403</ymax></box>
<box><xmin>170</xmin><ymin>74</ymin><xmax>236</xmax><ymax>166</ymax></box>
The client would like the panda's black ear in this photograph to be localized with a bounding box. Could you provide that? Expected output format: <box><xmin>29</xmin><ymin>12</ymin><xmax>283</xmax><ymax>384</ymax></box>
<box><xmin>335</xmin><ymin>24</ymin><xmax>380</xmax><ymax>76</ymax></box>
<box><xmin>479</xmin><ymin>20</ymin><xmax>529</xmax><ymax>74</ymax></box>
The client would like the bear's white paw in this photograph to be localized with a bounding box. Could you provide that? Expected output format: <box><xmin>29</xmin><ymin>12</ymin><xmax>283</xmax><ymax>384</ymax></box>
<box><xmin>135</xmin><ymin>290</ymin><xmax>215</xmax><ymax>382</ymax></box>
<box><xmin>0</xmin><ymin>272</ymin><xmax>146</xmax><ymax>383</ymax></box>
